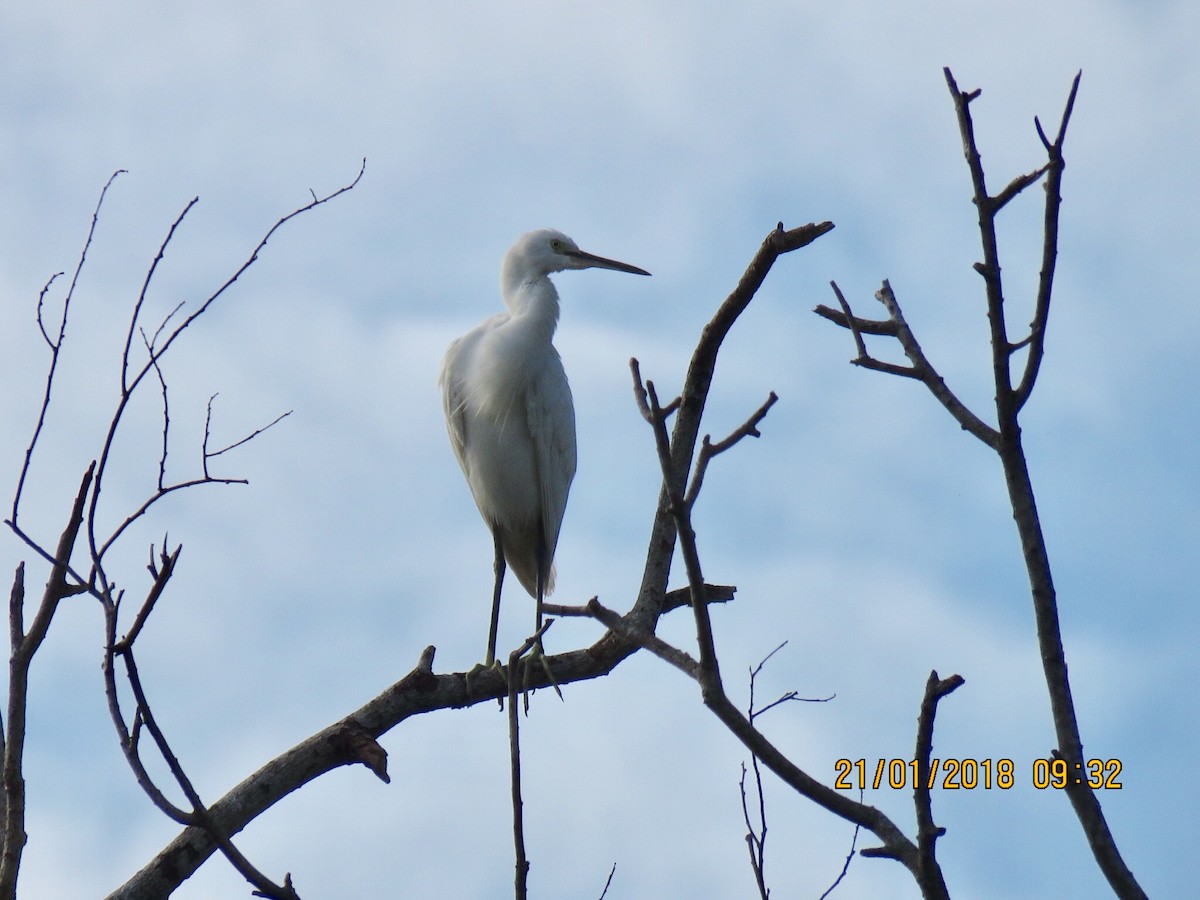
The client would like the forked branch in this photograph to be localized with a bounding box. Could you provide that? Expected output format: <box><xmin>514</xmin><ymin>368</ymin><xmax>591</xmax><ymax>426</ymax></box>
<box><xmin>6</xmin><ymin>163</ymin><xmax>366</xmax><ymax>900</ymax></box>
<box><xmin>816</xmin><ymin>282</ymin><xmax>1000</xmax><ymax>449</ymax></box>
<box><xmin>613</xmin><ymin>223</ymin><xmax>967</xmax><ymax>894</ymax></box>
<box><xmin>817</xmin><ymin>69</ymin><xmax>1145</xmax><ymax>899</ymax></box>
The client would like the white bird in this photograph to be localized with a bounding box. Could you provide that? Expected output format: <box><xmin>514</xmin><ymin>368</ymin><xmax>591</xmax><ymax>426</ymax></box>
<box><xmin>440</xmin><ymin>229</ymin><xmax>650</xmax><ymax>665</ymax></box>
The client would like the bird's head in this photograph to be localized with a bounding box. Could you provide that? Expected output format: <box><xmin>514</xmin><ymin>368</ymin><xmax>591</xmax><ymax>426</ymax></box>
<box><xmin>507</xmin><ymin>229</ymin><xmax>651</xmax><ymax>280</ymax></box>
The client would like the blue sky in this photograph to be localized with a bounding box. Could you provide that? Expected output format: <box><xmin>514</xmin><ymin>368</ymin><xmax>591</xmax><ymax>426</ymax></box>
<box><xmin>1</xmin><ymin>2</ymin><xmax>1194</xmax><ymax>898</ymax></box>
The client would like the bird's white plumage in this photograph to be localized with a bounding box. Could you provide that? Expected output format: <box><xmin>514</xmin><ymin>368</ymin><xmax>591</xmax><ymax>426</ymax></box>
<box><xmin>441</xmin><ymin>302</ymin><xmax>576</xmax><ymax>596</ymax></box>
<box><xmin>440</xmin><ymin>229</ymin><xmax>649</xmax><ymax>654</ymax></box>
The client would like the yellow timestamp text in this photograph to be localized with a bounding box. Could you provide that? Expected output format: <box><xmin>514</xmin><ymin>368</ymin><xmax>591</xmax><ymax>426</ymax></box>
<box><xmin>833</xmin><ymin>758</ymin><xmax>1123</xmax><ymax>791</ymax></box>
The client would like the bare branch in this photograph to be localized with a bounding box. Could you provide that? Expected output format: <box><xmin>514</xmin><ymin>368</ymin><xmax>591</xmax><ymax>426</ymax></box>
<box><xmin>706</xmin><ymin>393</ymin><xmax>778</xmax><ymax>455</ymax></box>
<box><xmin>94</xmin><ymin>475</ymin><xmax>248</xmax><ymax>569</ymax></box>
<box><xmin>740</xmin><ymin>642</ymin><xmax>787</xmax><ymax>900</ymax></box>
<box><xmin>747</xmin><ymin>642</ymin><xmax>834</xmax><ymax>720</ymax></box>
<box><xmin>506</xmin><ymin>626</ymin><xmax>550</xmax><ymax>900</ymax></box>
<box><xmin>1014</xmin><ymin>70</ymin><xmax>1083</xmax><ymax>410</ymax></box>
<box><xmin>140</xmin><ymin>327</ymin><xmax>171</xmax><ymax>492</ymax></box>
<box><xmin>644</xmin><ymin>379</ymin><xmax>724</xmax><ymax>695</ymax></box>
<box><xmin>123</xmin><ymin>200</ymin><xmax>199</xmax><ymax>395</ymax></box>
<box><xmin>583</xmin><ymin>599</ymin><xmax>700</xmax><ymax>678</ymax></box>
<box><xmin>622</xmin><ymin>225</ymin><xmax>963</xmax><ymax>891</ymax></box>
<box><xmin>740</xmin><ymin>762</ymin><xmax>770</xmax><ymax>900</ymax></box>
<box><xmin>629</xmin><ymin>358</ymin><xmax>680</xmax><ymax>421</ymax></box>
<box><xmin>2</xmin><ymin>464</ymin><xmax>94</xmax><ymax>898</ymax></box>
<box><xmin>0</xmin><ymin>564</ymin><xmax>25</xmax><ymax>898</ymax></box>
<box><xmin>203</xmin><ymin>394</ymin><xmax>293</xmax><ymax>474</ymax></box>
<box><xmin>86</xmin><ymin>159</ymin><xmax>366</xmax><ymax>574</ymax></box>
<box><xmin>818</xmin><ymin>280</ymin><xmax>1002</xmax><ymax>449</ymax></box>
<box><xmin>0</xmin><ymin>164</ymin><xmax>364</xmax><ymax>898</ymax></box>
<box><xmin>107</xmin><ymin>604</ymin><xmax>300</xmax><ymax>898</ymax></box>
<box><xmin>596</xmin><ymin>863</ymin><xmax>617</xmax><ymax>900</ymax></box>
<box><xmin>542</xmin><ymin>583</ymin><xmax>735</xmax><ymax>619</ymax></box>
<box><xmin>684</xmin><ymin>392</ymin><xmax>777</xmax><ymax>510</ymax></box>
<box><xmin>11</xmin><ymin>171</ymin><xmax>124</xmax><ymax>528</ymax></box>
<box><xmin>911</xmin><ymin>671</ymin><xmax>963</xmax><ymax>900</ymax></box>
<box><xmin>943</xmin><ymin>69</ymin><xmax>1146</xmax><ymax>898</ymax></box>
<box><xmin>625</xmin><ymin>221</ymin><xmax>832</xmax><ymax>635</ymax></box>
<box><xmin>714</xmin><ymin>687</ymin><xmax>921</xmax><ymax>870</ymax></box>
<box><xmin>815</xmin><ymin>284</ymin><xmax>898</xmax><ymax>336</ymax></box>
<box><xmin>114</xmin><ymin>543</ymin><xmax>180</xmax><ymax>653</ymax></box>
<box><xmin>34</xmin><ymin>273</ymin><xmax>65</xmax><ymax>349</ymax></box>
<box><xmin>989</xmin><ymin>164</ymin><xmax>1050</xmax><ymax>213</ymax></box>
<box><xmin>819</xmin><ymin>810</ymin><xmax>862</xmax><ymax>900</ymax></box>
<box><xmin>737</xmin><ymin>642</ymin><xmax>837</xmax><ymax>899</ymax></box>
<box><xmin>105</xmin><ymin>222</ymin><xmax>887</xmax><ymax>899</ymax></box>
<box><xmin>817</xmin><ymin>284</ymin><xmax>920</xmax><ymax>379</ymax></box>
<box><xmin>18</xmin><ymin>465</ymin><xmax>93</xmax><ymax>656</ymax></box>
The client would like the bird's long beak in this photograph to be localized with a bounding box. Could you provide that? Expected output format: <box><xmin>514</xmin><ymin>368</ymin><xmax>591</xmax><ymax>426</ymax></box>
<box><xmin>567</xmin><ymin>248</ymin><xmax>651</xmax><ymax>277</ymax></box>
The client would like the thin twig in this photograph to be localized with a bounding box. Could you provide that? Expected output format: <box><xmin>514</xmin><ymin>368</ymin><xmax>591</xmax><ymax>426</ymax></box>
<box><xmin>819</xmin><ymin>800</ymin><xmax>862</xmax><ymax>900</ymax></box>
<box><xmin>1014</xmin><ymin>71</ymin><xmax>1082</xmax><ymax>411</ymax></box>
<box><xmin>16</xmin><ymin>164</ymin><xmax>366</xmax><ymax>899</ymax></box>
<box><xmin>204</xmin><ymin>397</ymin><xmax>293</xmax><ymax>471</ymax></box>
<box><xmin>737</xmin><ymin>642</ymin><xmax>835</xmax><ymax>899</ymax></box>
<box><xmin>86</xmin><ymin>159</ymin><xmax>366</xmax><ymax>574</ymax></box>
<box><xmin>34</xmin><ymin>272</ymin><xmax>65</xmax><ymax>349</ymax></box>
<box><xmin>140</xmin><ymin>328</ymin><xmax>171</xmax><ymax>491</ymax></box>
<box><xmin>740</xmin><ymin>762</ymin><xmax>769</xmax><ymax>900</ymax></box>
<box><xmin>11</xmin><ymin>171</ymin><xmax>124</xmax><ymax>528</ymax></box>
<box><xmin>596</xmin><ymin>863</ymin><xmax>617</xmax><ymax>900</ymax></box>
<box><xmin>114</xmin><ymin>543</ymin><xmax>181</xmax><ymax>653</ymax></box>
<box><xmin>684</xmin><ymin>392</ymin><xmax>777</xmax><ymax>510</ymax></box>
<box><xmin>507</xmin><ymin>624</ymin><xmax>549</xmax><ymax>900</ymax></box>
<box><xmin>123</xmin><ymin>200</ymin><xmax>199</xmax><ymax>394</ymax></box>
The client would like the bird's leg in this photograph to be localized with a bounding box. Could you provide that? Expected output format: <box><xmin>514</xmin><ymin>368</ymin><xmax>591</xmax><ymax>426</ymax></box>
<box><xmin>467</xmin><ymin>528</ymin><xmax>508</xmax><ymax>703</ymax></box>
<box><xmin>521</xmin><ymin>532</ymin><xmax>562</xmax><ymax>708</ymax></box>
<box><xmin>534</xmin><ymin>527</ymin><xmax>548</xmax><ymax>647</ymax></box>
<box><xmin>487</xmin><ymin>526</ymin><xmax>506</xmax><ymax>667</ymax></box>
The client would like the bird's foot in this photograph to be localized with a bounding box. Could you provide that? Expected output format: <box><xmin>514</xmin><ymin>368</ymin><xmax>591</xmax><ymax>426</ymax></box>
<box><xmin>518</xmin><ymin>638</ymin><xmax>563</xmax><ymax>713</ymax></box>
<box><xmin>465</xmin><ymin>658</ymin><xmax>508</xmax><ymax>703</ymax></box>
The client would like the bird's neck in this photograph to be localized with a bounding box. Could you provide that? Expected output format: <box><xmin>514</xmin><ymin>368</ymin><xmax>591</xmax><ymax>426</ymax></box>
<box><xmin>502</xmin><ymin>273</ymin><xmax>561</xmax><ymax>336</ymax></box>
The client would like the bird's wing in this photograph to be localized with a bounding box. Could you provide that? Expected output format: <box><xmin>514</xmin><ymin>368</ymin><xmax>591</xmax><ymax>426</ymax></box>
<box><xmin>439</xmin><ymin>335</ymin><xmax>470</xmax><ymax>477</ymax></box>
<box><xmin>527</xmin><ymin>352</ymin><xmax>577</xmax><ymax>568</ymax></box>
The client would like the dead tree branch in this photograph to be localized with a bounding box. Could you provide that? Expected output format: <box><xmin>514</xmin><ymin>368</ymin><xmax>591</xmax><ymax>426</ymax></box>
<box><xmin>739</xmin><ymin>641</ymin><xmax>823</xmax><ymax>900</ymax></box>
<box><xmin>625</xmin><ymin>221</ymin><xmax>833</xmax><ymax>634</ymax></box>
<box><xmin>10</xmin><ymin>171</ymin><xmax>124</xmax><ymax>532</ymax></box>
<box><xmin>816</xmin><ymin>282</ymin><xmax>1000</xmax><ymax>448</ymax></box>
<box><xmin>817</xmin><ymin>69</ymin><xmax>1145</xmax><ymax>899</ymax></box>
<box><xmin>0</xmin><ymin>464</ymin><xmax>93</xmax><ymax>899</ymax></box>
<box><xmin>506</xmin><ymin>625</ymin><xmax>550</xmax><ymax>900</ymax></box>
<box><xmin>106</xmin><ymin>595</ymin><xmax>718</xmax><ymax>899</ymax></box>
<box><xmin>611</xmin><ymin>222</ymin><xmax>966</xmax><ymax>893</ymax></box>
<box><xmin>5</xmin><ymin>162</ymin><xmax>365</xmax><ymax>899</ymax></box>
<box><xmin>906</xmin><ymin>671</ymin><xmax>963</xmax><ymax>900</ymax></box>
<box><xmin>90</xmin><ymin>160</ymin><xmax>366</xmax><ymax>569</ymax></box>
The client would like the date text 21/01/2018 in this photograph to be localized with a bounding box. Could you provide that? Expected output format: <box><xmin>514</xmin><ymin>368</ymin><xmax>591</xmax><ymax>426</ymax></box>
<box><xmin>833</xmin><ymin>758</ymin><xmax>1123</xmax><ymax>791</ymax></box>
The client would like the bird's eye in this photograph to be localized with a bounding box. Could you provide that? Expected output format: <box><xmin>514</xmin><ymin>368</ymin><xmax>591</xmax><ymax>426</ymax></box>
<box><xmin>549</xmin><ymin>239</ymin><xmax>563</xmax><ymax>252</ymax></box>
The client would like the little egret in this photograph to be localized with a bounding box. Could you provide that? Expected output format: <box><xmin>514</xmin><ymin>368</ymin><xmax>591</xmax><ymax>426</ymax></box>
<box><xmin>440</xmin><ymin>228</ymin><xmax>650</xmax><ymax>666</ymax></box>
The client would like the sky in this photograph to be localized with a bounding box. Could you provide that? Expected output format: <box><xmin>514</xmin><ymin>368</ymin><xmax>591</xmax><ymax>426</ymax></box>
<box><xmin>0</xmin><ymin>2</ymin><xmax>1195</xmax><ymax>898</ymax></box>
